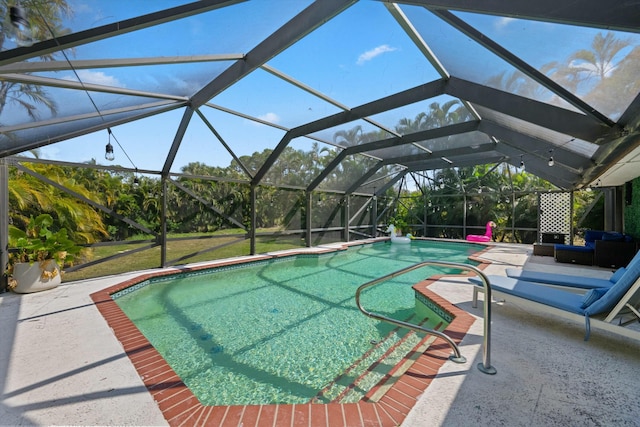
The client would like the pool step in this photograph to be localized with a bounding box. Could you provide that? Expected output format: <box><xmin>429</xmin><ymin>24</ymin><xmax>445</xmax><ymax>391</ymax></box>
<box><xmin>362</xmin><ymin>327</ymin><xmax>441</xmax><ymax>403</ymax></box>
<box><xmin>338</xmin><ymin>317</ymin><xmax>444</xmax><ymax>404</ymax></box>
<box><xmin>311</xmin><ymin>314</ymin><xmax>438</xmax><ymax>404</ymax></box>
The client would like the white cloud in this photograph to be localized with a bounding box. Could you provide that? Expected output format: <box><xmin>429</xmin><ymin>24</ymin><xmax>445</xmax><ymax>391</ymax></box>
<box><xmin>63</xmin><ymin>70</ymin><xmax>123</xmax><ymax>87</ymax></box>
<box><xmin>495</xmin><ymin>17</ymin><xmax>515</xmax><ymax>30</ymax></box>
<box><xmin>257</xmin><ymin>112</ymin><xmax>280</xmax><ymax>123</ymax></box>
<box><xmin>37</xmin><ymin>145</ymin><xmax>62</xmax><ymax>160</ymax></box>
<box><xmin>356</xmin><ymin>44</ymin><xmax>397</xmax><ymax>65</ymax></box>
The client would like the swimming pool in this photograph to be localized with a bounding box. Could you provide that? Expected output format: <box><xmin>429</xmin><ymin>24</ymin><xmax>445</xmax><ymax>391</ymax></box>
<box><xmin>111</xmin><ymin>240</ymin><xmax>481</xmax><ymax>408</ymax></box>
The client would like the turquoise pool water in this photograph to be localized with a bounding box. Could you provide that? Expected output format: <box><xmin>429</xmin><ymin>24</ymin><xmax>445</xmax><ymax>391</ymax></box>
<box><xmin>113</xmin><ymin>240</ymin><xmax>480</xmax><ymax>406</ymax></box>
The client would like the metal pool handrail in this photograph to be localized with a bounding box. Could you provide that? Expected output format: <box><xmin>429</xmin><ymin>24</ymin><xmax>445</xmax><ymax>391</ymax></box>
<box><xmin>354</xmin><ymin>260</ymin><xmax>496</xmax><ymax>375</ymax></box>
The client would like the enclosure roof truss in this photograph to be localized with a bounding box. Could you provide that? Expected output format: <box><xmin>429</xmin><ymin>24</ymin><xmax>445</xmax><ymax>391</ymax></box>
<box><xmin>0</xmin><ymin>0</ymin><xmax>639</xmax><ymax>191</ymax></box>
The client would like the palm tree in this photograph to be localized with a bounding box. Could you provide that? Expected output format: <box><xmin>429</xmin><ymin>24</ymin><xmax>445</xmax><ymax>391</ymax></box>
<box><xmin>582</xmin><ymin>41</ymin><xmax>640</xmax><ymax>119</ymax></box>
<box><xmin>9</xmin><ymin>163</ymin><xmax>107</xmax><ymax>245</ymax></box>
<box><xmin>0</xmin><ymin>1</ymin><xmax>71</xmax><ymax>124</ymax></box>
<box><xmin>333</xmin><ymin>125</ymin><xmax>365</xmax><ymax>147</ymax></box>
<box><xmin>541</xmin><ymin>32</ymin><xmax>632</xmax><ymax>96</ymax></box>
<box><xmin>487</xmin><ymin>69</ymin><xmax>545</xmax><ymax>99</ymax></box>
<box><xmin>0</xmin><ymin>1</ymin><xmax>71</xmax><ymax>48</ymax></box>
<box><xmin>569</xmin><ymin>32</ymin><xmax>631</xmax><ymax>81</ymax></box>
<box><xmin>395</xmin><ymin>101</ymin><xmax>470</xmax><ymax>135</ymax></box>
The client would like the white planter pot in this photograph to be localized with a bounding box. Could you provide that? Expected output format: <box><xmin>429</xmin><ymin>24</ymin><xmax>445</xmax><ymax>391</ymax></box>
<box><xmin>11</xmin><ymin>260</ymin><xmax>62</xmax><ymax>294</ymax></box>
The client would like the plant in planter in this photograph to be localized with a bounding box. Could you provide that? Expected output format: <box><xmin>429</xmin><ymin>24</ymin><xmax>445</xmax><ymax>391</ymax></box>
<box><xmin>8</xmin><ymin>214</ymin><xmax>82</xmax><ymax>293</ymax></box>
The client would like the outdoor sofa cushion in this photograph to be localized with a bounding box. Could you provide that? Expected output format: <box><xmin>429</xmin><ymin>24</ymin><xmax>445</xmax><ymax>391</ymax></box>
<box><xmin>584</xmin><ymin>230</ymin><xmax>606</xmax><ymax>248</ymax></box>
<box><xmin>554</xmin><ymin>244</ymin><xmax>593</xmax><ymax>253</ymax></box>
<box><xmin>555</xmin><ymin>230</ymin><xmax>632</xmax><ymax>253</ymax></box>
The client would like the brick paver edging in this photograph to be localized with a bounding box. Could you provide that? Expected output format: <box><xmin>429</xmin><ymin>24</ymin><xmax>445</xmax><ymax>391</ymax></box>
<box><xmin>90</xmin><ymin>241</ymin><xmax>492</xmax><ymax>426</ymax></box>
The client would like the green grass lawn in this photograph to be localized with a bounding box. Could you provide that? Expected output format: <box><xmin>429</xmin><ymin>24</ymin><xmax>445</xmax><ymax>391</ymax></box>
<box><xmin>63</xmin><ymin>231</ymin><xmax>305</xmax><ymax>282</ymax></box>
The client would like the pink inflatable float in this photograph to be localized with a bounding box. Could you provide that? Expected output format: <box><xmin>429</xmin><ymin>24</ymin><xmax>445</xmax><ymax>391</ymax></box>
<box><xmin>466</xmin><ymin>221</ymin><xmax>496</xmax><ymax>242</ymax></box>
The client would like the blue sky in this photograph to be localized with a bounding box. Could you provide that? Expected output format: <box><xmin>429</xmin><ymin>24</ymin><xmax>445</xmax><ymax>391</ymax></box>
<box><xmin>23</xmin><ymin>1</ymin><xmax>639</xmax><ymax>177</ymax></box>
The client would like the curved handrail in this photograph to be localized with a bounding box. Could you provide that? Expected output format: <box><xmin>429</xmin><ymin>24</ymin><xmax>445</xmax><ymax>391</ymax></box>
<box><xmin>354</xmin><ymin>260</ymin><xmax>496</xmax><ymax>374</ymax></box>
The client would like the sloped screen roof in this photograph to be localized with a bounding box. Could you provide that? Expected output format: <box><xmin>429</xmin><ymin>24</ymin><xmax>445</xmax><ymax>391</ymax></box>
<box><xmin>1</xmin><ymin>0</ymin><xmax>639</xmax><ymax>192</ymax></box>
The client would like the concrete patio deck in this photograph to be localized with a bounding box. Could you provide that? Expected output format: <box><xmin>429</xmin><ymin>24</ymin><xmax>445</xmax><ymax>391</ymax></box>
<box><xmin>1</xmin><ymin>242</ymin><xmax>638</xmax><ymax>426</ymax></box>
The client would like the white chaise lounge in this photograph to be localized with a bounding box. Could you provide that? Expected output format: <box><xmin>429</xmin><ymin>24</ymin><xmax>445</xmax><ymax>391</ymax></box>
<box><xmin>470</xmin><ymin>250</ymin><xmax>640</xmax><ymax>341</ymax></box>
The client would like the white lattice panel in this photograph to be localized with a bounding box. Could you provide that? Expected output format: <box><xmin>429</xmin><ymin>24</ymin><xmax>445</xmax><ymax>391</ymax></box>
<box><xmin>539</xmin><ymin>192</ymin><xmax>571</xmax><ymax>243</ymax></box>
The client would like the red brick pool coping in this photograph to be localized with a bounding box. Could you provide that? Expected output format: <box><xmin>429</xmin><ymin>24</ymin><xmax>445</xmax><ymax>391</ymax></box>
<box><xmin>90</xmin><ymin>240</ymin><xmax>491</xmax><ymax>426</ymax></box>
